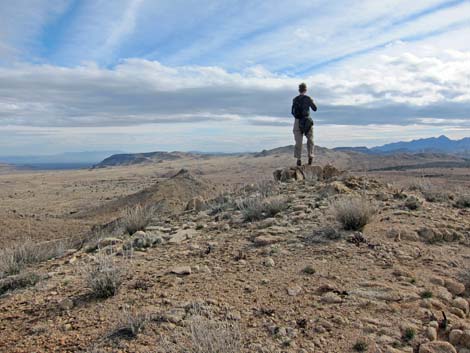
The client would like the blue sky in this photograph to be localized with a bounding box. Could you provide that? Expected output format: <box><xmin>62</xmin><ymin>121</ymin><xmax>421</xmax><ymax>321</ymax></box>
<box><xmin>0</xmin><ymin>0</ymin><xmax>470</xmax><ymax>155</ymax></box>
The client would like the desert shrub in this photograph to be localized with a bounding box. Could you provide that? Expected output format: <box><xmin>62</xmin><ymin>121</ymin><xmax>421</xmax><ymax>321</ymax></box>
<box><xmin>302</xmin><ymin>265</ymin><xmax>316</xmax><ymax>275</ymax></box>
<box><xmin>420</xmin><ymin>183</ymin><xmax>449</xmax><ymax>202</ymax></box>
<box><xmin>402</xmin><ymin>327</ymin><xmax>416</xmax><ymax>342</ymax></box>
<box><xmin>253</xmin><ymin>179</ymin><xmax>278</xmax><ymax>198</ymax></box>
<box><xmin>0</xmin><ymin>238</ymin><xmax>67</xmax><ymax>278</ymax></box>
<box><xmin>121</xmin><ymin>204</ymin><xmax>155</xmax><ymax>234</ymax></box>
<box><xmin>84</xmin><ymin>253</ymin><xmax>123</xmax><ymax>298</ymax></box>
<box><xmin>404</xmin><ymin>196</ymin><xmax>422</xmax><ymax>210</ymax></box>
<box><xmin>209</xmin><ymin>194</ymin><xmax>234</xmax><ymax>215</ymax></box>
<box><xmin>109</xmin><ymin>308</ymin><xmax>148</xmax><ymax>340</ymax></box>
<box><xmin>333</xmin><ymin>196</ymin><xmax>376</xmax><ymax>231</ymax></box>
<box><xmin>352</xmin><ymin>338</ymin><xmax>368</xmax><ymax>352</ymax></box>
<box><xmin>455</xmin><ymin>194</ymin><xmax>470</xmax><ymax>209</ymax></box>
<box><xmin>420</xmin><ymin>290</ymin><xmax>433</xmax><ymax>299</ymax></box>
<box><xmin>237</xmin><ymin>196</ymin><xmax>288</xmax><ymax>222</ymax></box>
<box><xmin>0</xmin><ymin>272</ymin><xmax>40</xmax><ymax>295</ymax></box>
<box><xmin>189</xmin><ymin>315</ymin><xmax>241</xmax><ymax>353</ymax></box>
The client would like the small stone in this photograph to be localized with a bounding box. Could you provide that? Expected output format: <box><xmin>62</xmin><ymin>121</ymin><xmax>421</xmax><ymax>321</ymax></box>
<box><xmin>449</xmin><ymin>329</ymin><xmax>462</xmax><ymax>346</ymax></box>
<box><xmin>445</xmin><ymin>279</ymin><xmax>465</xmax><ymax>296</ymax></box>
<box><xmin>263</xmin><ymin>257</ymin><xmax>275</xmax><ymax>267</ymax></box>
<box><xmin>97</xmin><ymin>237</ymin><xmax>122</xmax><ymax>248</ymax></box>
<box><xmin>426</xmin><ymin>327</ymin><xmax>437</xmax><ymax>341</ymax></box>
<box><xmin>170</xmin><ymin>266</ymin><xmax>192</xmax><ymax>275</ymax></box>
<box><xmin>461</xmin><ymin>330</ymin><xmax>470</xmax><ymax>348</ymax></box>
<box><xmin>226</xmin><ymin>310</ymin><xmax>241</xmax><ymax>321</ymax></box>
<box><xmin>287</xmin><ymin>285</ymin><xmax>302</xmax><ymax>296</ymax></box>
<box><xmin>449</xmin><ymin>307</ymin><xmax>466</xmax><ymax>318</ymax></box>
<box><xmin>162</xmin><ymin>308</ymin><xmax>186</xmax><ymax>324</ymax></box>
<box><xmin>58</xmin><ymin>298</ymin><xmax>74</xmax><ymax>311</ymax></box>
<box><xmin>320</xmin><ymin>292</ymin><xmax>343</xmax><ymax>304</ymax></box>
<box><xmin>418</xmin><ymin>341</ymin><xmax>457</xmax><ymax>353</ymax></box>
<box><xmin>253</xmin><ymin>235</ymin><xmax>281</xmax><ymax>246</ymax></box>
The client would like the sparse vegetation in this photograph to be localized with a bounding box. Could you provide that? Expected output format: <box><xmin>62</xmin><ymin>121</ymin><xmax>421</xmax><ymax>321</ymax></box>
<box><xmin>302</xmin><ymin>265</ymin><xmax>316</xmax><ymax>275</ymax></box>
<box><xmin>0</xmin><ymin>238</ymin><xmax>68</xmax><ymax>278</ymax></box>
<box><xmin>0</xmin><ymin>272</ymin><xmax>40</xmax><ymax>295</ymax></box>
<box><xmin>404</xmin><ymin>196</ymin><xmax>422</xmax><ymax>210</ymax></box>
<box><xmin>189</xmin><ymin>315</ymin><xmax>241</xmax><ymax>353</ymax></box>
<box><xmin>402</xmin><ymin>327</ymin><xmax>416</xmax><ymax>342</ymax></box>
<box><xmin>237</xmin><ymin>196</ymin><xmax>288</xmax><ymax>222</ymax></box>
<box><xmin>333</xmin><ymin>196</ymin><xmax>376</xmax><ymax>231</ymax></box>
<box><xmin>84</xmin><ymin>252</ymin><xmax>123</xmax><ymax>298</ymax></box>
<box><xmin>353</xmin><ymin>338</ymin><xmax>368</xmax><ymax>352</ymax></box>
<box><xmin>455</xmin><ymin>194</ymin><xmax>470</xmax><ymax>209</ymax></box>
<box><xmin>420</xmin><ymin>290</ymin><xmax>433</xmax><ymax>299</ymax></box>
<box><xmin>109</xmin><ymin>308</ymin><xmax>147</xmax><ymax>340</ymax></box>
<box><xmin>209</xmin><ymin>194</ymin><xmax>234</xmax><ymax>215</ymax></box>
<box><xmin>121</xmin><ymin>204</ymin><xmax>155</xmax><ymax>235</ymax></box>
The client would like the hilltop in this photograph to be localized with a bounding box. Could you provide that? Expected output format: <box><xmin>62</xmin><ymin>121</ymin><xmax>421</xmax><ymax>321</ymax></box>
<box><xmin>0</xmin><ymin>162</ymin><xmax>469</xmax><ymax>352</ymax></box>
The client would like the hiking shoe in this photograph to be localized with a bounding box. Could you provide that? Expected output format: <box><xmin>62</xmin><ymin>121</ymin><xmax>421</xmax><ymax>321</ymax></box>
<box><xmin>296</xmin><ymin>159</ymin><xmax>302</xmax><ymax>167</ymax></box>
<box><xmin>308</xmin><ymin>157</ymin><xmax>313</xmax><ymax>165</ymax></box>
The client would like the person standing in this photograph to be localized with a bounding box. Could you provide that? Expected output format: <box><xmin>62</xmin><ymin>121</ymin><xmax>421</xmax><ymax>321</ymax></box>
<box><xmin>291</xmin><ymin>82</ymin><xmax>317</xmax><ymax>166</ymax></box>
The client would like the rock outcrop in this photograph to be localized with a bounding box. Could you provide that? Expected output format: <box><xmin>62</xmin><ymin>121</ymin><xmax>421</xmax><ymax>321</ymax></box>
<box><xmin>273</xmin><ymin>164</ymin><xmax>342</xmax><ymax>182</ymax></box>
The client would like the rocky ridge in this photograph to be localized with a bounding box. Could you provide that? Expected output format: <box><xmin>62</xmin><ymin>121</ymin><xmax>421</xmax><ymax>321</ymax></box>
<box><xmin>0</xmin><ymin>166</ymin><xmax>469</xmax><ymax>352</ymax></box>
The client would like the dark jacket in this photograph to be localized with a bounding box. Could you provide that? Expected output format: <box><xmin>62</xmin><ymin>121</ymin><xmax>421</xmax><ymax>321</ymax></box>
<box><xmin>291</xmin><ymin>94</ymin><xmax>317</xmax><ymax>134</ymax></box>
<box><xmin>291</xmin><ymin>94</ymin><xmax>317</xmax><ymax>119</ymax></box>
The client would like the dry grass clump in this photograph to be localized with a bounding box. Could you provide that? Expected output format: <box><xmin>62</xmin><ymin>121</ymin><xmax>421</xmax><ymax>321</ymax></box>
<box><xmin>121</xmin><ymin>204</ymin><xmax>155</xmax><ymax>235</ymax></box>
<box><xmin>0</xmin><ymin>272</ymin><xmax>40</xmax><ymax>295</ymax></box>
<box><xmin>189</xmin><ymin>315</ymin><xmax>241</xmax><ymax>353</ymax></box>
<box><xmin>237</xmin><ymin>196</ymin><xmax>288</xmax><ymax>222</ymax></box>
<box><xmin>109</xmin><ymin>308</ymin><xmax>148</xmax><ymax>340</ymax></box>
<box><xmin>333</xmin><ymin>196</ymin><xmax>376</xmax><ymax>231</ymax></box>
<box><xmin>84</xmin><ymin>252</ymin><xmax>123</xmax><ymax>298</ymax></box>
<box><xmin>0</xmin><ymin>238</ymin><xmax>68</xmax><ymax>278</ymax></box>
<box><xmin>209</xmin><ymin>194</ymin><xmax>234</xmax><ymax>215</ymax></box>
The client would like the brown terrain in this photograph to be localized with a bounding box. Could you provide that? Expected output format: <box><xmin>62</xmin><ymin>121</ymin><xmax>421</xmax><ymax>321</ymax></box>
<box><xmin>0</xmin><ymin>146</ymin><xmax>469</xmax><ymax>353</ymax></box>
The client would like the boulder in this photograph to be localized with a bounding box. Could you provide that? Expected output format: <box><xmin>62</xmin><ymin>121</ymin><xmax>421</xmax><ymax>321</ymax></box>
<box><xmin>273</xmin><ymin>165</ymin><xmax>342</xmax><ymax>182</ymax></box>
<box><xmin>419</xmin><ymin>341</ymin><xmax>457</xmax><ymax>353</ymax></box>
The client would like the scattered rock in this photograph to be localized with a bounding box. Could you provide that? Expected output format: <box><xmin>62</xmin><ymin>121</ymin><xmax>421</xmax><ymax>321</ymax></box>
<box><xmin>426</xmin><ymin>326</ymin><xmax>437</xmax><ymax>341</ymax></box>
<box><xmin>445</xmin><ymin>279</ymin><xmax>466</xmax><ymax>296</ymax></box>
<box><xmin>449</xmin><ymin>329</ymin><xmax>463</xmax><ymax>346</ymax></box>
<box><xmin>58</xmin><ymin>298</ymin><xmax>74</xmax><ymax>311</ymax></box>
<box><xmin>453</xmin><ymin>297</ymin><xmax>469</xmax><ymax>314</ymax></box>
<box><xmin>287</xmin><ymin>285</ymin><xmax>302</xmax><ymax>296</ymax></box>
<box><xmin>273</xmin><ymin>165</ymin><xmax>341</xmax><ymax>182</ymax></box>
<box><xmin>320</xmin><ymin>292</ymin><xmax>343</xmax><ymax>304</ymax></box>
<box><xmin>253</xmin><ymin>235</ymin><xmax>281</xmax><ymax>246</ymax></box>
<box><xmin>418</xmin><ymin>341</ymin><xmax>457</xmax><ymax>353</ymax></box>
<box><xmin>97</xmin><ymin>237</ymin><xmax>123</xmax><ymax>248</ymax></box>
<box><xmin>168</xmin><ymin>229</ymin><xmax>197</xmax><ymax>244</ymax></box>
<box><xmin>169</xmin><ymin>266</ymin><xmax>192</xmax><ymax>276</ymax></box>
<box><xmin>263</xmin><ymin>257</ymin><xmax>275</xmax><ymax>267</ymax></box>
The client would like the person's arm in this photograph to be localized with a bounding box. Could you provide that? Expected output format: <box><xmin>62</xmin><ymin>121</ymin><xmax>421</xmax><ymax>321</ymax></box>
<box><xmin>309</xmin><ymin>97</ymin><xmax>317</xmax><ymax>112</ymax></box>
<box><xmin>291</xmin><ymin>98</ymin><xmax>296</xmax><ymax>117</ymax></box>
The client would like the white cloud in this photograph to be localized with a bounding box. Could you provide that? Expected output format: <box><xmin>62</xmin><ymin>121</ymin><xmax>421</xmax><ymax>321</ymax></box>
<box><xmin>0</xmin><ymin>50</ymin><xmax>469</xmax><ymax>132</ymax></box>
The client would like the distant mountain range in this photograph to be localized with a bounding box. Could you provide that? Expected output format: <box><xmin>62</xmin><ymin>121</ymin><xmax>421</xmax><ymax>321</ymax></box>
<box><xmin>334</xmin><ymin>135</ymin><xmax>470</xmax><ymax>155</ymax></box>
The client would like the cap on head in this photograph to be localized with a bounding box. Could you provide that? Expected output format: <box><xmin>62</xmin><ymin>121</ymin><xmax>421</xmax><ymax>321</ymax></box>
<box><xmin>299</xmin><ymin>82</ymin><xmax>307</xmax><ymax>93</ymax></box>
